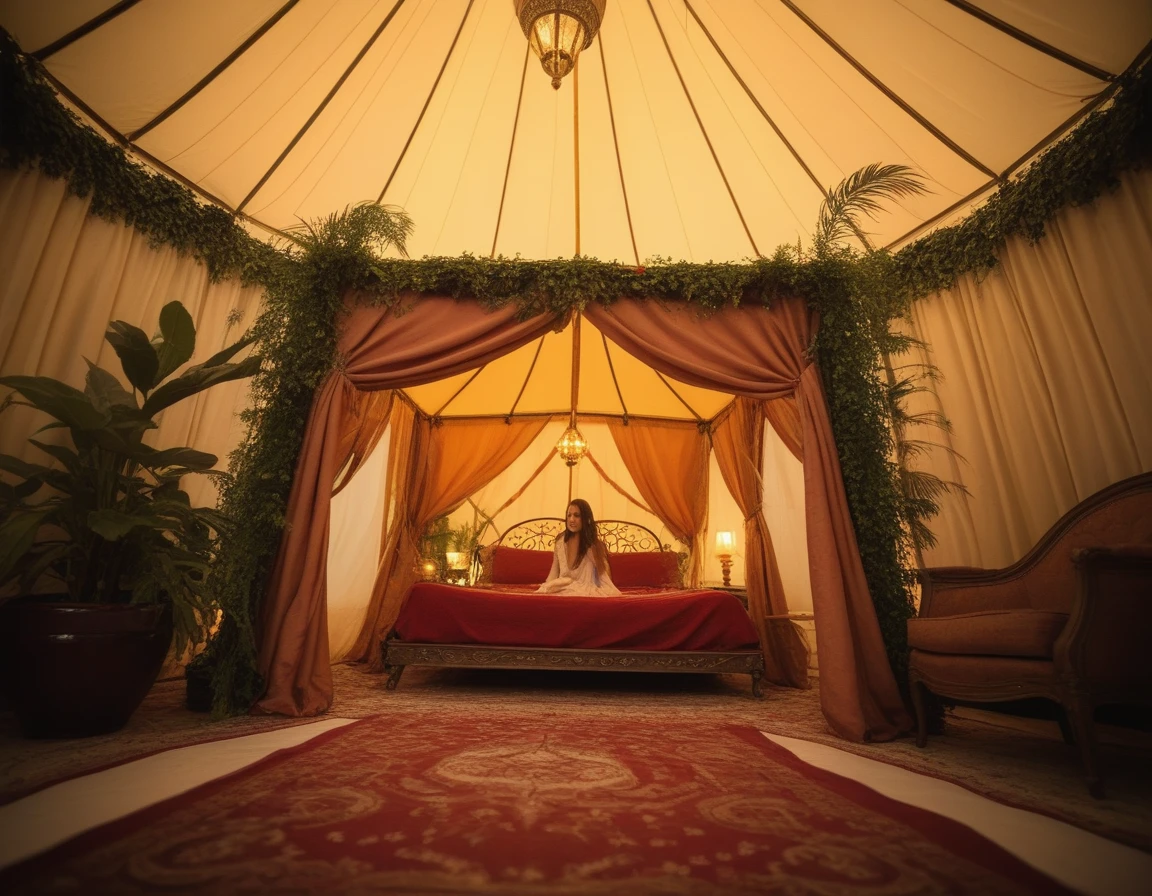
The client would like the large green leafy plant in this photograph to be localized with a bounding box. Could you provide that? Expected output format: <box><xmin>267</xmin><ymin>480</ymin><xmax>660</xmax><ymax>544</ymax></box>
<box><xmin>0</xmin><ymin>301</ymin><xmax>260</xmax><ymax>654</ymax></box>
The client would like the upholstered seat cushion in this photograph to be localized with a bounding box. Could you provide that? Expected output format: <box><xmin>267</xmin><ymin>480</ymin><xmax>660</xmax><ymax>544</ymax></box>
<box><xmin>907</xmin><ymin>610</ymin><xmax>1068</xmax><ymax>659</ymax></box>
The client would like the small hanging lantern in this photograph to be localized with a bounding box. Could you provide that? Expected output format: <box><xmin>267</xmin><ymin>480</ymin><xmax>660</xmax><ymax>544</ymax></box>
<box><xmin>514</xmin><ymin>1</ymin><xmax>606</xmax><ymax>89</ymax></box>
<box><xmin>557</xmin><ymin>422</ymin><xmax>587</xmax><ymax>466</ymax></box>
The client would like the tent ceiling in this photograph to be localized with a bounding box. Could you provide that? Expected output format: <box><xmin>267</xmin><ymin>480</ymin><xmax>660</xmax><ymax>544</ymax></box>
<box><xmin>402</xmin><ymin>313</ymin><xmax>732</xmax><ymax>420</ymax></box>
<box><xmin>3</xmin><ymin>1</ymin><xmax>1148</xmax><ymax>260</ymax></box>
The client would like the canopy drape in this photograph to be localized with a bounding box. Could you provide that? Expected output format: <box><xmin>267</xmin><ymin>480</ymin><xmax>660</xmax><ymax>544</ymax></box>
<box><xmin>351</xmin><ymin>415</ymin><xmax>552</xmax><ymax>672</ymax></box>
<box><xmin>256</xmin><ymin>299</ymin><xmax>563</xmax><ymax>715</ymax></box>
<box><xmin>763</xmin><ymin>397</ymin><xmax>804</xmax><ymax>463</ymax></box>
<box><xmin>607</xmin><ymin>420</ymin><xmax>709</xmax><ymax>587</ymax></box>
<box><xmin>585</xmin><ymin>298</ymin><xmax>911</xmax><ymax>741</ymax></box>
<box><xmin>713</xmin><ymin>397</ymin><xmax>809</xmax><ymax>688</ymax></box>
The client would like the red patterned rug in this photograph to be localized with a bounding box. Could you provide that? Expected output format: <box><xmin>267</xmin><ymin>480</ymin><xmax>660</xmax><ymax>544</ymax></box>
<box><xmin>1</xmin><ymin>713</ymin><xmax>1071</xmax><ymax>894</ymax></box>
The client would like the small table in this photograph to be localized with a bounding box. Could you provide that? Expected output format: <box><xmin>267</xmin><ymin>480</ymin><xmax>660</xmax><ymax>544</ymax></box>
<box><xmin>706</xmin><ymin>584</ymin><xmax>749</xmax><ymax>610</ymax></box>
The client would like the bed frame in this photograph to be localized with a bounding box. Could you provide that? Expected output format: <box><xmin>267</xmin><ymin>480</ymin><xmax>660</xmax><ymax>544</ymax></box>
<box><xmin>382</xmin><ymin>518</ymin><xmax>765</xmax><ymax>697</ymax></box>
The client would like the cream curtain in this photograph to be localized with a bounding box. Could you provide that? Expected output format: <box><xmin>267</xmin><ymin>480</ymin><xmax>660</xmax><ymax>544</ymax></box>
<box><xmin>0</xmin><ymin>168</ymin><xmax>264</xmax><ymax>509</ymax></box>
<box><xmin>905</xmin><ymin>168</ymin><xmax>1152</xmax><ymax>569</ymax></box>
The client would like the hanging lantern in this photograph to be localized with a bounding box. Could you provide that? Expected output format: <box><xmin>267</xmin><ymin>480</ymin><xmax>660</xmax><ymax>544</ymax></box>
<box><xmin>557</xmin><ymin>423</ymin><xmax>588</xmax><ymax>466</ymax></box>
<box><xmin>514</xmin><ymin>1</ymin><xmax>606</xmax><ymax>89</ymax></box>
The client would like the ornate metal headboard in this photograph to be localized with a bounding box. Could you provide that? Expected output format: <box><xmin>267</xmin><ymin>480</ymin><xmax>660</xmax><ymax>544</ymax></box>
<box><xmin>494</xmin><ymin>518</ymin><xmax>668</xmax><ymax>553</ymax></box>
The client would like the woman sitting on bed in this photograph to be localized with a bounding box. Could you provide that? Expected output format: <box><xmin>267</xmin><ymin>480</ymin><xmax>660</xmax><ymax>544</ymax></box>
<box><xmin>537</xmin><ymin>499</ymin><xmax>622</xmax><ymax>597</ymax></box>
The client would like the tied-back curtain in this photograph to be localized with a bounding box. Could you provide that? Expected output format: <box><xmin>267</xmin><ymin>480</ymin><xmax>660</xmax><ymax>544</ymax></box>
<box><xmin>713</xmin><ymin>398</ymin><xmax>808</xmax><ymax>688</ymax></box>
<box><xmin>256</xmin><ymin>298</ymin><xmax>563</xmax><ymax>716</ymax></box>
<box><xmin>585</xmin><ymin>298</ymin><xmax>911</xmax><ymax>742</ymax></box>
<box><xmin>332</xmin><ymin>390</ymin><xmax>394</xmax><ymax>496</ymax></box>
<box><xmin>607</xmin><ymin>420</ymin><xmax>709</xmax><ymax>586</ymax></box>
<box><xmin>352</xmin><ymin>416</ymin><xmax>552</xmax><ymax>671</ymax></box>
<box><xmin>763</xmin><ymin>396</ymin><xmax>803</xmax><ymax>462</ymax></box>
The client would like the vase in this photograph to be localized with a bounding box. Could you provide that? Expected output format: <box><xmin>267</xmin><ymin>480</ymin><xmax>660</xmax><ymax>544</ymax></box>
<box><xmin>0</xmin><ymin>600</ymin><xmax>173</xmax><ymax>738</ymax></box>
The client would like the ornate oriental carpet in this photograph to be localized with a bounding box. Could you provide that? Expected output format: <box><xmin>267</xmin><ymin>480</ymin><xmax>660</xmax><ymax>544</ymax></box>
<box><xmin>0</xmin><ymin>713</ymin><xmax>1072</xmax><ymax>895</ymax></box>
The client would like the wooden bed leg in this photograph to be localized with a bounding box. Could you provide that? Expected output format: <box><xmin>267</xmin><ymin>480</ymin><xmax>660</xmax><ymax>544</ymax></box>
<box><xmin>384</xmin><ymin>665</ymin><xmax>405</xmax><ymax>691</ymax></box>
<box><xmin>750</xmin><ymin>669</ymin><xmax>763</xmax><ymax>698</ymax></box>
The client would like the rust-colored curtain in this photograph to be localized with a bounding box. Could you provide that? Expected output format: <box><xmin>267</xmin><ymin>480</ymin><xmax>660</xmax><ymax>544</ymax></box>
<box><xmin>586</xmin><ymin>297</ymin><xmax>911</xmax><ymax>742</ymax></box>
<box><xmin>607</xmin><ymin>420</ymin><xmax>709</xmax><ymax>586</ymax></box>
<box><xmin>763</xmin><ymin>396</ymin><xmax>803</xmax><ymax>462</ymax></box>
<box><xmin>256</xmin><ymin>297</ymin><xmax>563</xmax><ymax>716</ymax></box>
<box><xmin>713</xmin><ymin>397</ymin><xmax>809</xmax><ymax>688</ymax></box>
<box><xmin>332</xmin><ymin>389</ymin><xmax>393</xmax><ymax>496</ymax></box>
<box><xmin>351</xmin><ymin>416</ymin><xmax>551</xmax><ymax>670</ymax></box>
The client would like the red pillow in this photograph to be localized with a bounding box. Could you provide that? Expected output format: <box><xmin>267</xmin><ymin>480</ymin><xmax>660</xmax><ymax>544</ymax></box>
<box><xmin>490</xmin><ymin>546</ymin><xmax>554</xmax><ymax>585</ymax></box>
<box><xmin>608</xmin><ymin>551</ymin><xmax>681</xmax><ymax>588</ymax></box>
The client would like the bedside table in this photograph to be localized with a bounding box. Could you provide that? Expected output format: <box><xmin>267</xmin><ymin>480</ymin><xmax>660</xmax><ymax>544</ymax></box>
<box><xmin>707</xmin><ymin>584</ymin><xmax>748</xmax><ymax>610</ymax></box>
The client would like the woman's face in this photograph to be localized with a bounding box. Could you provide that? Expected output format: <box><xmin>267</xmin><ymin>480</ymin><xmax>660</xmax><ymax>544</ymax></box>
<box><xmin>566</xmin><ymin>503</ymin><xmax>583</xmax><ymax>533</ymax></box>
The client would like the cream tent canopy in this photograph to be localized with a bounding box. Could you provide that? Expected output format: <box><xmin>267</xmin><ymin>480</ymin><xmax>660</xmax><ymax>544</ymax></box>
<box><xmin>2</xmin><ymin>0</ymin><xmax>1149</xmax><ymax>262</ymax></box>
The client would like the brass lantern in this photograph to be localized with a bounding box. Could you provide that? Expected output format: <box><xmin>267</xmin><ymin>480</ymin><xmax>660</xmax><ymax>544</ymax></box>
<box><xmin>556</xmin><ymin>421</ymin><xmax>588</xmax><ymax>466</ymax></box>
<box><xmin>514</xmin><ymin>1</ymin><xmax>606</xmax><ymax>89</ymax></box>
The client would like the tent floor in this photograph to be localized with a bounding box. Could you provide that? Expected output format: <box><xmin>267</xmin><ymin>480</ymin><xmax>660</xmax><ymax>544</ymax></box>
<box><xmin>1</xmin><ymin>664</ymin><xmax>1150</xmax><ymax>854</ymax></box>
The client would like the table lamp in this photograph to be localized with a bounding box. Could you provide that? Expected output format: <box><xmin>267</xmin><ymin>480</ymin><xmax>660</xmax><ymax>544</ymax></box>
<box><xmin>714</xmin><ymin>531</ymin><xmax>735</xmax><ymax>587</ymax></box>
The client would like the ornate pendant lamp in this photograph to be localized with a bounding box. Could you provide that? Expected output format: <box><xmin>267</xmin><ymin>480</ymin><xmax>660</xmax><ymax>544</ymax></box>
<box><xmin>557</xmin><ymin>313</ymin><xmax>587</xmax><ymax>466</ymax></box>
<box><xmin>557</xmin><ymin>422</ymin><xmax>587</xmax><ymax>466</ymax></box>
<box><xmin>514</xmin><ymin>1</ymin><xmax>606</xmax><ymax>89</ymax></box>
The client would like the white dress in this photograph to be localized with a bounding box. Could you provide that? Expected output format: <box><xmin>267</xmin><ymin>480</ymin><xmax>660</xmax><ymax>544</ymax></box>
<box><xmin>536</xmin><ymin>538</ymin><xmax>622</xmax><ymax>597</ymax></box>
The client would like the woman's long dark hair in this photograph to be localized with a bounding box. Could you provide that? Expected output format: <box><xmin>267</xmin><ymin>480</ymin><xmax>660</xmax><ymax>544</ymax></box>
<box><xmin>561</xmin><ymin>498</ymin><xmax>601</xmax><ymax>565</ymax></box>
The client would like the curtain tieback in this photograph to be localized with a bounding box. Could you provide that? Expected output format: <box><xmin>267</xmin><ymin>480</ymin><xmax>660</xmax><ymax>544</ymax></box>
<box><xmin>744</xmin><ymin>505</ymin><xmax>763</xmax><ymax>524</ymax></box>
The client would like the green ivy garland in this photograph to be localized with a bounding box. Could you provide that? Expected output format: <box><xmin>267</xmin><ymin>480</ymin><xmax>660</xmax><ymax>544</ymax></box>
<box><xmin>3</xmin><ymin>26</ymin><xmax>1150</xmax><ymax>713</ymax></box>
<box><xmin>0</xmin><ymin>31</ymin><xmax>285</xmax><ymax>285</ymax></box>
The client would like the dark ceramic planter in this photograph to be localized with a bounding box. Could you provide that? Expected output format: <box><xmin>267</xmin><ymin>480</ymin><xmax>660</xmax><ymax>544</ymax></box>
<box><xmin>0</xmin><ymin>601</ymin><xmax>172</xmax><ymax>738</ymax></box>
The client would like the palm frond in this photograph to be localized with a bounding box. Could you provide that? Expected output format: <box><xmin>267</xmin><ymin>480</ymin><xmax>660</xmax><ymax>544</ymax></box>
<box><xmin>281</xmin><ymin>202</ymin><xmax>414</xmax><ymax>258</ymax></box>
<box><xmin>816</xmin><ymin>163</ymin><xmax>929</xmax><ymax>251</ymax></box>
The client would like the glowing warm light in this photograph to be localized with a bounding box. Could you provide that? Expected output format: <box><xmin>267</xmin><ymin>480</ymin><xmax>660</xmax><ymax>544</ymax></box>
<box><xmin>557</xmin><ymin>424</ymin><xmax>588</xmax><ymax>466</ymax></box>
<box><xmin>714</xmin><ymin>531</ymin><xmax>736</xmax><ymax>556</ymax></box>
<box><xmin>514</xmin><ymin>1</ymin><xmax>606</xmax><ymax>89</ymax></box>
<box><xmin>445</xmin><ymin>551</ymin><xmax>469</xmax><ymax>571</ymax></box>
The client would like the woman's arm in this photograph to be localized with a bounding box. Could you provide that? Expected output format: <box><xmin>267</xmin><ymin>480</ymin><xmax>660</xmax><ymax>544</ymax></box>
<box><xmin>535</xmin><ymin>540</ymin><xmax>561</xmax><ymax>592</ymax></box>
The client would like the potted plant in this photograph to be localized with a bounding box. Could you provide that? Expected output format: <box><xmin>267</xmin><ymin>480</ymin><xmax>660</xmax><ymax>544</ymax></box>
<box><xmin>0</xmin><ymin>301</ymin><xmax>260</xmax><ymax>737</ymax></box>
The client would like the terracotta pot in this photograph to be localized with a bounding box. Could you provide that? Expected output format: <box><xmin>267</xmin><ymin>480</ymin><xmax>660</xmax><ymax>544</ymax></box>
<box><xmin>0</xmin><ymin>601</ymin><xmax>172</xmax><ymax>738</ymax></box>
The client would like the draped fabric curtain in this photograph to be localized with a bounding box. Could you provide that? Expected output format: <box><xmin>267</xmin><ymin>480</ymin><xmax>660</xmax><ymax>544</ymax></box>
<box><xmin>762</xmin><ymin>397</ymin><xmax>803</xmax><ymax>463</ymax></box>
<box><xmin>256</xmin><ymin>298</ymin><xmax>563</xmax><ymax>716</ymax></box>
<box><xmin>332</xmin><ymin>390</ymin><xmax>394</xmax><ymax>496</ymax></box>
<box><xmin>350</xmin><ymin>416</ymin><xmax>552</xmax><ymax>672</ymax></box>
<box><xmin>607</xmin><ymin>420</ymin><xmax>709</xmax><ymax>587</ymax></box>
<box><xmin>904</xmin><ymin>168</ymin><xmax>1152</xmax><ymax>569</ymax></box>
<box><xmin>0</xmin><ymin>168</ymin><xmax>263</xmax><ymax>509</ymax></box>
<box><xmin>346</xmin><ymin>399</ymin><xmax>419</xmax><ymax>663</ymax></box>
<box><xmin>712</xmin><ymin>398</ymin><xmax>808</xmax><ymax>688</ymax></box>
<box><xmin>585</xmin><ymin>298</ymin><xmax>910</xmax><ymax>742</ymax></box>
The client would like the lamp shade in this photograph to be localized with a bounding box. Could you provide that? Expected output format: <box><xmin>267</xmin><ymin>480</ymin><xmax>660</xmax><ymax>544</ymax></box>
<box><xmin>714</xmin><ymin>531</ymin><xmax>735</xmax><ymax>556</ymax></box>
<box><xmin>514</xmin><ymin>1</ymin><xmax>606</xmax><ymax>89</ymax></box>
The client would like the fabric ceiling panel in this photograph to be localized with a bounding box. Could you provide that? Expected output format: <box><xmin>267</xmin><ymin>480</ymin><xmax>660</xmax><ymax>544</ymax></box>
<box><xmin>32</xmin><ymin>0</ymin><xmax>287</xmax><ymax>134</ymax></box>
<box><xmin>698</xmin><ymin>0</ymin><xmax>988</xmax><ymax>247</ymax></box>
<box><xmin>2</xmin><ymin>1</ymin><xmax>1147</xmax><ymax>254</ymax></box>
<box><xmin>399</xmin><ymin>314</ymin><xmax>732</xmax><ymax>420</ymax></box>
<box><xmin>142</xmin><ymin>0</ymin><xmax>396</xmax><ymax>210</ymax></box>
<box><xmin>0</xmin><ymin>0</ymin><xmax>118</xmax><ymax>55</ymax></box>
<box><xmin>968</xmin><ymin>0</ymin><xmax>1152</xmax><ymax>76</ymax></box>
<box><xmin>788</xmin><ymin>0</ymin><xmax>1103</xmax><ymax>173</ymax></box>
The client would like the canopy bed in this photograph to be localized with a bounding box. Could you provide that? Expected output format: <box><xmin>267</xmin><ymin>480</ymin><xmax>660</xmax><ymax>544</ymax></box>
<box><xmin>254</xmin><ymin>293</ymin><xmax>912</xmax><ymax>743</ymax></box>
<box><xmin>382</xmin><ymin>519</ymin><xmax>765</xmax><ymax>696</ymax></box>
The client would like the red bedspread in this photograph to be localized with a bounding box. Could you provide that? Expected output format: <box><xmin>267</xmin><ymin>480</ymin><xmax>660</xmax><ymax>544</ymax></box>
<box><xmin>392</xmin><ymin>583</ymin><xmax>759</xmax><ymax>652</ymax></box>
